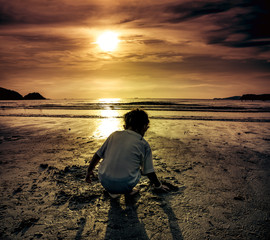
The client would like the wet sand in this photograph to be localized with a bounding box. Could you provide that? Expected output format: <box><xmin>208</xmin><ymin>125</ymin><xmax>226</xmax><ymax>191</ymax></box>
<box><xmin>0</xmin><ymin>116</ymin><xmax>270</xmax><ymax>239</ymax></box>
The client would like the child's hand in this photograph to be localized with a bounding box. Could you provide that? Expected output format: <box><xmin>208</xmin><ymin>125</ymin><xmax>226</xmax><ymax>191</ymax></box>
<box><xmin>85</xmin><ymin>171</ymin><xmax>95</xmax><ymax>184</ymax></box>
<box><xmin>157</xmin><ymin>184</ymin><xmax>170</xmax><ymax>192</ymax></box>
<box><xmin>160</xmin><ymin>185</ymin><xmax>170</xmax><ymax>192</ymax></box>
<box><xmin>153</xmin><ymin>184</ymin><xmax>170</xmax><ymax>193</ymax></box>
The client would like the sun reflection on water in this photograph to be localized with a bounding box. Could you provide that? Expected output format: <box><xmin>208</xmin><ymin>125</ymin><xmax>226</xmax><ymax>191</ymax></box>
<box><xmin>98</xmin><ymin>98</ymin><xmax>121</xmax><ymax>104</ymax></box>
<box><xmin>93</xmin><ymin>109</ymin><xmax>122</xmax><ymax>138</ymax></box>
<box><xmin>100</xmin><ymin>109</ymin><xmax>119</xmax><ymax>118</ymax></box>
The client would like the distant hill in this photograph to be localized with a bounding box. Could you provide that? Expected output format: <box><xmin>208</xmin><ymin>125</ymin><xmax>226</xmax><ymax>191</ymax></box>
<box><xmin>0</xmin><ymin>87</ymin><xmax>46</xmax><ymax>100</ymax></box>
<box><xmin>214</xmin><ymin>94</ymin><xmax>270</xmax><ymax>101</ymax></box>
<box><xmin>213</xmin><ymin>96</ymin><xmax>241</xmax><ymax>100</ymax></box>
<box><xmin>240</xmin><ymin>94</ymin><xmax>270</xmax><ymax>101</ymax></box>
<box><xmin>0</xmin><ymin>87</ymin><xmax>23</xmax><ymax>100</ymax></box>
<box><xmin>24</xmin><ymin>92</ymin><xmax>46</xmax><ymax>100</ymax></box>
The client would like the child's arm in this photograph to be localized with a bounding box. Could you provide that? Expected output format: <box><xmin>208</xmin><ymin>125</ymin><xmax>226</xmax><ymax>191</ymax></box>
<box><xmin>146</xmin><ymin>172</ymin><xmax>161</xmax><ymax>187</ymax></box>
<box><xmin>85</xmin><ymin>153</ymin><xmax>101</xmax><ymax>183</ymax></box>
<box><xmin>146</xmin><ymin>172</ymin><xmax>169</xmax><ymax>191</ymax></box>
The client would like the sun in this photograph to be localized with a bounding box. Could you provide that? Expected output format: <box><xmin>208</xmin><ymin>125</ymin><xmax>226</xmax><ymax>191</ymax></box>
<box><xmin>96</xmin><ymin>31</ymin><xmax>119</xmax><ymax>52</ymax></box>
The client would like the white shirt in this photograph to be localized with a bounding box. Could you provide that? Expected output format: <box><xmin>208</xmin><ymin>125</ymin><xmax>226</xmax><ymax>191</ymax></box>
<box><xmin>96</xmin><ymin>130</ymin><xmax>154</xmax><ymax>182</ymax></box>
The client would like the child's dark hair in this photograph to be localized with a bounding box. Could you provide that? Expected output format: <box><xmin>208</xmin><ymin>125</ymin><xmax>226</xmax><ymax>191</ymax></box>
<box><xmin>124</xmin><ymin>109</ymin><xmax>149</xmax><ymax>131</ymax></box>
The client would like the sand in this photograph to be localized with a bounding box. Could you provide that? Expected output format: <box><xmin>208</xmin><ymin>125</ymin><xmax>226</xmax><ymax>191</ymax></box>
<box><xmin>0</xmin><ymin>116</ymin><xmax>270</xmax><ymax>239</ymax></box>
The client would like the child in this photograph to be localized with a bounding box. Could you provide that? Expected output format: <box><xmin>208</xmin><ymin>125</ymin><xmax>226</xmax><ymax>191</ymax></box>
<box><xmin>85</xmin><ymin>109</ymin><xmax>168</xmax><ymax>197</ymax></box>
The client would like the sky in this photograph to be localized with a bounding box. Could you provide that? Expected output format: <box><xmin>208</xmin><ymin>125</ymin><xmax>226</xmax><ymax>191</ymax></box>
<box><xmin>0</xmin><ymin>0</ymin><xmax>269</xmax><ymax>99</ymax></box>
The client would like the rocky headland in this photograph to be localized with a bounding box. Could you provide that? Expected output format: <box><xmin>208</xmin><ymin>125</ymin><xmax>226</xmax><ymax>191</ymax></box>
<box><xmin>214</xmin><ymin>94</ymin><xmax>270</xmax><ymax>101</ymax></box>
<box><xmin>0</xmin><ymin>87</ymin><xmax>46</xmax><ymax>100</ymax></box>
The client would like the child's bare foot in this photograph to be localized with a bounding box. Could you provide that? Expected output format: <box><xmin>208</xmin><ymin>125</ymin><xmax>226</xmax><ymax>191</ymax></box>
<box><xmin>126</xmin><ymin>188</ymin><xmax>139</xmax><ymax>197</ymax></box>
<box><xmin>108</xmin><ymin>192</ymin><xmax>121</xmax><ymax>199</ymax></box>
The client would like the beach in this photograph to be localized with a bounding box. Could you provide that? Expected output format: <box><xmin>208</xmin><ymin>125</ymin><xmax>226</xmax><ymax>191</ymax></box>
<box><xmin>2</xmin><ymin>0</ymin><xmax>270</xmax><ymax>238</ymax></box>
<box><xmin>0</xmin><ymin>112</ymin><xmax>270</xmax><ymax>239</ymax></box>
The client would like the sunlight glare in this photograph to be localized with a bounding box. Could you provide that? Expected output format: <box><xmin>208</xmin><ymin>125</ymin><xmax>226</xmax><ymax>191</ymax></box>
<box><xmin>93</xmin><ymin>109</ymin><xmax>122</xmax><ymax>138</ymax></box>
<box><xmin>98</xmin><ymin>98</ymin><xmax>121</xmax><ymax>104</ymax></box>
<box><xmin>100</xmin><ymin>109</ymin><xmax>119</xmax><ymax>118</ymax></box>
<box><xmin>96</xmin><ymin>31</ymin><xmax>119</xmax><ymax>52</ymax></box>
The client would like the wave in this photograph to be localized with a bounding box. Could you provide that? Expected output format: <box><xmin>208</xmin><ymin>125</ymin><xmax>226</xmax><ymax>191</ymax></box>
<box><xmin>123</xmin><ymin>101</ymin><xmax>177</xmax><ymax>105</ymax></box>
<box><xmin>1</xmin><ymin>99</ymin><xmax>270</xmax><ymax>114</ymax></box>
<box><xmin>1</xmin><ymin>113</ymin><xmax>269</xmax><ymax>122</ymax></box>
<box><xmin>1</xmin><ymin>104</ymin><xmax>269</xmax><ymax>112</ymax></box>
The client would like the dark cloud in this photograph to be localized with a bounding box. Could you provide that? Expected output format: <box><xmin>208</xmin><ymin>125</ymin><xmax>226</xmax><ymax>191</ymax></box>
<box><xmin>141</xmin><ymin>39</ymin><xmax>166</xmax><ymax>45</ymax></box>
<box><xmin>0</xmin><ymin>32</ymin><xmax>89</xmax><ymax>68</ymax></box>
<box><xmin>208</xmin><ymin>34</ymin><xmax>270</xmax><ymax>50</ymax></box>
<box><xmin>165</xmin><ymin>1</ymin><xmax>235</xmax><ymax>23</ymax></box>
<box><xmin>239</xmin><ymin>0</ymin><xmax>270</xmax><ymax>39</ymax></box>
<box><xmin>3</xmin><ymin>33</ymin><xmax>80</xmax><ymax>45</ymax></box>
<box><xmin>118</xmin><ymin>18</ymin><xmax>138</xmax><ymax>24</ymax></box>
<box><xmin>164</xmin><ymin>0</ymin><xmax>270</xmax><ymax>50</ymax></box>
<box><xmin>207</xmin><ymin>1</ymin><xmax>270</xmax><ymax>50</ymax></box>
<box><xmin>0</xmin><ymin>0</ymin><xmax>99</xmax><ymax>25</ymax></box>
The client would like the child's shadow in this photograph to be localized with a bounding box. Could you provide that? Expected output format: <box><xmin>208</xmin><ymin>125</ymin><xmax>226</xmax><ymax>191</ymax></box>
<box><xmin>104</xmin><ymin>194</ymin><xmax>150</xmax><ymax>240</ymax></box>
<box><xmin>152</xmin><ymin>182</ymin><xmax>185</xmax><ymax>240</ymax></box>
<box><xmin>104</xmin><ymin>182</ymin><xmax>184</xmax><ymax>240</ymax></box>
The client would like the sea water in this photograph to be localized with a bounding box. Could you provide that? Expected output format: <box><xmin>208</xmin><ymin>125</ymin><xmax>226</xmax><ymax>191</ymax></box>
<box><xmin>1</xmin><ymin>98</ymin><xmax>270</xmax><ymax>139</ymax></box>
<box><xmin>0</xmin><ymin>98</ymin><xmax>270</xmax><ymax>122</ymax></box>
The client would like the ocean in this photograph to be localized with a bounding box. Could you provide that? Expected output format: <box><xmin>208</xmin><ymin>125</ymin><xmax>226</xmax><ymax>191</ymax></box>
<box><xmin>0</xmin><ymin>98</ymin><xmax>270</xmax><ymax>122</ymax></box>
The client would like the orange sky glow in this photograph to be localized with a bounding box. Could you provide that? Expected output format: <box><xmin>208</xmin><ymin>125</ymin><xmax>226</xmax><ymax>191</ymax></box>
<box><xmin>0</xmin><ymin>0</ymin><xmax>269</xmax><ymax>99</ymax></box>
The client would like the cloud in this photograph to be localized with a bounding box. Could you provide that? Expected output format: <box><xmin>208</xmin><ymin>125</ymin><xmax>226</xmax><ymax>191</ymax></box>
<box><xmin>163</xmin><ymin>0</ymin><xmax>270</xmax><ymax>50</ymax></box>
<box><xmin>0</xmin><ymin>0</ymin><xmax>100</xmax><ymax>25</ymax></box>
<box><xmin>0</xmin><ymin>0</ymin><xmax>269</xmax><ymax>98</ymax></box>
<box><xmin>165</xmin><ymin>1</ymin><xmax>235</xmax><ymax>23</ymax></box>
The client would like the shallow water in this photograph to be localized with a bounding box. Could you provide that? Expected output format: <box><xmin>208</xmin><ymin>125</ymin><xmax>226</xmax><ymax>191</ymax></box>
<box><xmin>1</xmin><ymin>98</ymin><xmax>270</xmax><ymax>122</ymax></box>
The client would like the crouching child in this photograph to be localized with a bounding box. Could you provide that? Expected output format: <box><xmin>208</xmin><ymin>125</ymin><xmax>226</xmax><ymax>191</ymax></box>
<box><xmin>85</xmin><ymin>109</ymin><xmax>168</xmax><ymax>198</ymax></box>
